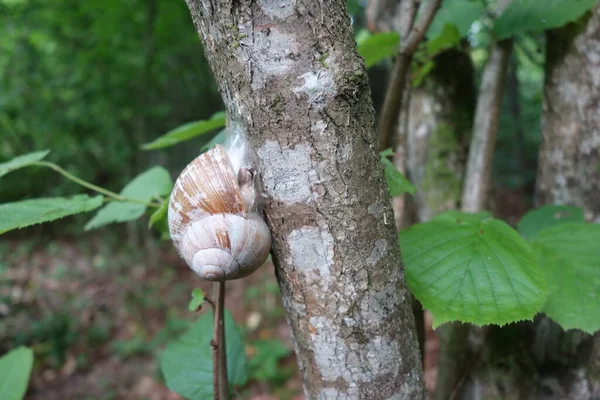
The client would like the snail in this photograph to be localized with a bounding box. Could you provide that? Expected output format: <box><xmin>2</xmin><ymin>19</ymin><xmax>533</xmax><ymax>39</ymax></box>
<box><xmin>168</xmin><ymin>135</ymin><xmax>271</xmax><ymax>281</ymax></box>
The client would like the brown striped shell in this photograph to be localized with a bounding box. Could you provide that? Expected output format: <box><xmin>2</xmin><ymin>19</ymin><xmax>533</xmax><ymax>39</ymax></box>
<box><xmin>168</xmin><ymin>145</ymin><xmax>271</xmax><ymax>281</ymax></box>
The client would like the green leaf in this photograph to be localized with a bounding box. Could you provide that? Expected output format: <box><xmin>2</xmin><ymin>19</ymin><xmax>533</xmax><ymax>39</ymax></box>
<box><xmin>427</xmin><ymin>23</ymin><xmax>461</xmax><ymax>55</ymax></box>
<box><xmin>0</xmin><ymin>195</ymin><xmax>104</xmax><ymax>234</ymax></box>
<box><xmin>354</xmin><ymin>28</ymin><xmax>371</xmax><ymax>46</ymax></box>
<box><xmin>148</xmin><ymin>193</ymin><xmax>171</xmax><ymax>240</ymax></box>
<box><xmin>400</xmin><ymin>211</ymin><xmax>547</xmax><ymax>327</ymax></box>
<box><xmin>85</xmin><ymin>166</ymin><xmax>172</xmax><ymax>230</ymax></box>
<box><xmin>247</xmin><ymin>339</ymin><xmax>292</xmax><ymax>383</ymax></box>
<box><xmin>427</xmin><ymin>0</ymin><xmax>484</xmax><ymax>39</ymax></box>
<box><xmin>357</xmin><ymin>32</ymin><xmax>399</xmax><ymax>68</ymax></box>
<box><xmin>517</xmin><ymin>205</ymin><xmax>585</xmax><ymax>238</ymax></box>
<box><xmin>494</xmin><ymin>0</ymin><xmax>598</xmax><ymax>40</ymax></box>
<box><xmin>142</xmin><ymin>112</ymin><xmax>226</xmax><ymax>150</ymax></box>
<box><xmin>0</xmin><ymin>346</ymin><xmax>34</xmax><ymax>400</ymax></box>
<box><xmin>531</xmin><ymin>223</ymin><xmax>600</xmax><ymax>333</ymax></box>
<box><xmin>380</xmin><ymin>150</ymin><xmax>416</xmax><ymax>196</ymax></box>
<box><xmin>160</xmin><ymin>311</ymin><xmax>247</xmax><ymax>400</ymax></box>
<box><xmin>412</xmin><ymin>60</ymin><xmax>435</xmax><ymax>87</ymax></box>
<box><xmin>188</xmin><ymin>289</ymin><xmax>205</xmax><ymax>312</ymax></box>
<box><xmin>0</xmin><ymin>150</ymin><xmax>49</xmax><ymax>178</ymax></box>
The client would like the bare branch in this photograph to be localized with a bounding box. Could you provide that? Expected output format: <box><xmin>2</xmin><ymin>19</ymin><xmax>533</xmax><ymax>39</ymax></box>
<box><xmin>378</xmin><ymin>0</ymin><xmax>443</xmax><ymax>150</ymax></box>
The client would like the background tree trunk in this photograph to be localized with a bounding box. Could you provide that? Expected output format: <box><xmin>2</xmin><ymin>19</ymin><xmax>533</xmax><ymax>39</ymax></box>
<box><xmin>183</xmin><ymin>1</ymin><xmax>425</xmax><ymax>398</ymax></box>
<box><xmin>536</xmin><ymin>5</ymin><xmax>600</xmax><ymax>223</ymax></box>
<box><xmin>458</xmin><ymin>6</ymin><xmax>600</xmax><ymax>399</ymax></box>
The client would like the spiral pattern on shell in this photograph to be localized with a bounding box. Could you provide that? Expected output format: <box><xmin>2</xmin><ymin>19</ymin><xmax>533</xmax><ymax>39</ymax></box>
<box><xmin>168</xmin><ymin>145</ymin><xmax>271</xmax><ymax>281</ymax></box>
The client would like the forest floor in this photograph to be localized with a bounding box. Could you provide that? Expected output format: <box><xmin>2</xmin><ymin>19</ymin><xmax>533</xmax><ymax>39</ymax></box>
<box><xmin>0</xmin><ymin>187</ymin><xmax>527</xmax><ymax>399</ymax></box>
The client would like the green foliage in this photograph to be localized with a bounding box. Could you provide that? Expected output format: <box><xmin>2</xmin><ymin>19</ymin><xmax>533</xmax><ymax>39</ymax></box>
<box><xmin>380</xmin><ymin>149</ymin><xmax>416</xmax><ymax>196</ymax></box>
<box><xmin>160</xmin><ymin>311</ymin><xmax>247</xmax><ymax>400</ymax></box>
<box><xmin>356</xmin><ymin>32</ymin><xmax>399</xmax><ymax>68</ymax></box>
<box><xmin>85</xmin><ymin>167</ymin><xmax>172</xmax><ymax>230</ymax></box>
<box><xmin>494</xmin><ymin>0</ymin><xmax>598</xmax><ymax>40</ymax></box>
<box><xmin>517</xmin><ymin>205</ymin><xmax>585</xmax><ymax>238</ymax></box>
<box><xmin>0</xmin><ymin>347</ymin><xmax>33</xmax><ymax>400</ymax></box>
<box><xmin>142</xmin><ymin>111</ymin><xmax>227</xmax><ymax>150</ymax></box>
<box><xmin>0</xmin><ymin>150</ymin><xmax>49</xmax><ymax>178</ymax></box>
<box><xmin>427</xmin><ymin>0</ymin><xmax>484</xmax><ymax>40</ymax></box>
<box><xmin>247</xmin><ymin>339</ymin><xmax>292</xmax><ymax>384</ymax></box>
<box><xmin>0</xmin><ymin>0</ymin><xmax>221</xmax><ymax>204</ymax></box>
<box><xmin>400</xmin><ymin>211</ymin><xmax>547</xmax><ymax>328</ymax></box>
<box><xmin>427</xmin><ymin>24</ymin><xmax>461</xmax><ymax>55</ymax></box>
<box><xmin>148</xmin><ymin>193</ymin><xmax>171</xmax><ymax>239</ymax></box>
<box><xmin>412</xmin><ymin>60</ymin><xmax>435</xmax><ymax>87</ymax></box>
<box><xmin>188</xmin><ymin>289</ymin><xmax>205</xmax><ymax>312</ymax></box>
<box><xmin>528</xmin><ymin>222</ymin><xmax>600</xmax><ymax>333</ymax></box>
<box><xmin>0</xmin><ymin>195</ymin><xmax>103</xmax><ymax>234</ymax></box>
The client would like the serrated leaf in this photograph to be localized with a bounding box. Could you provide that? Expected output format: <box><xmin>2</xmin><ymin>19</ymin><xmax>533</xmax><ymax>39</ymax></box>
<box><xmin>188</xmin><ymin>289</ymin><xmax>205</xmax><ymax>312</ymax></box>
<box><xmin>494</xmin><ymin>0</ymin><xmax>597</xmax><ymax>40</ymax></box>
<box><xmin>427</xmin><ymin>0</ymin><xmax>485</xmax><ymax>39</ymax></box>
<box><xmin>531</xmin><ymin>223</ymin><xmax>600</xmax><ymax>333</ymax></box>
<box><xmin>380</xmin><ymin>153</ymin><xmax>416</xmax><ymax>197</ymax></box>
<box><xmin>400</xmin><ymin>211</ymin><xmax>547</xmax><ymax>327</ymax></box>
<box><xmin>427</xmin><ymin>23</ymin><xmax>461</xmax><ymax>55</ymax></box>
<box><xmin>518</xmin><ymin>205</ymin><xmax>585</xmax><ymax>238</ymax></box>
<box><xmin>160</xmin><ymin>311</ymin><xmax>247</xmax><ymax>400</ymax></box>
<box><xmin>85</xmin><ymin>167</ymin><xmax>172</xmax><ymax>230</ymax></box>
<box><xmin>0</xmin><ymin>195</ymin><xmax>104</xmax><ymax>234</ymax></box>
<box><xmin>0</xmin><ymin>150</ymin><xmax>49</xmax><ymax>178</ymax></box>
<box><xmin>357</xmin><ymin>32</ymin><xmax>399</xmax><ymax>68</ymax></box>
<box><xmin>142</xmin><ymin>112</ymin><xmax>226</xmax><ymax>150</ymax></box>
<box><xmin>0</xmin><ymin>346</ymin><xmax>34</xmax><ymax>400</ymax></box>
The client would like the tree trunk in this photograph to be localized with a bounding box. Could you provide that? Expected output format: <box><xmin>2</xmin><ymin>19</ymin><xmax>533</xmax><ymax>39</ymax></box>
<box><xmin>536</xmin><ymin>5</ymin><xmax>600</xmax><ymax>223</ymax></box>
<box><xmin>457</xmin><ymin>6</ymin><xmax>600</xmax><ymax>399</ymax></box>
<box><xmin>183</xmin><ymin>1</ymin><xmax>424</xmax><ymax>398</ymax></box>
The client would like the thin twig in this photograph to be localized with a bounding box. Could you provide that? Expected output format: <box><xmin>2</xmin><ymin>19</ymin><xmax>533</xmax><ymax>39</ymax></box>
<box><xmin>32</xmin><ymin>161</ymin><xmax>162</xmax><ymax>208</ymax></box>
<box><xmin>212</xmin><ymin>281</ymin><xmax>229</xmax><ymax>400</ymax></box>
<box><xmin>378</xmin><ymin>0</ymin><xmax>443</xmax><ymax>150</ymax></box>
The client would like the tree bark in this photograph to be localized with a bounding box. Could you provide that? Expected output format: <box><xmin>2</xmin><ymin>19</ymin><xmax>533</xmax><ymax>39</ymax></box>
<box><xmin>458</xmin><ymin>6</ymin><xmax>600</xmax><ymax>399</ymax></box>
<box><xmin>183</xmin><ymin>1</ymin><xmax>424</xmax><ymax>398</ymax></box>
<box><xmin>536</xmin><ymin>5</ymin><xmax>600</xmax><ymax>223</ymax></box>
<box><xmin>460</xmin><ymin>0</ymin><xmax>513</xmax><ymax>212</ymax></box>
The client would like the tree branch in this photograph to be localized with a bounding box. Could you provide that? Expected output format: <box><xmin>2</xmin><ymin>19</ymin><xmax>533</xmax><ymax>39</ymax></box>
<box><xmin>460</xmin><ymin>41</ymin><xmax>512</xmax><ymax>211</ymax></box>
<box><xmin>211</xmin><ymin>281</ymin><xmax>228</xmax><ymax>400</ymax></box>
<box><xmin>378</xmin><ymin>0</ymin><xmax>443</xmax><ymax>150</ymax></box>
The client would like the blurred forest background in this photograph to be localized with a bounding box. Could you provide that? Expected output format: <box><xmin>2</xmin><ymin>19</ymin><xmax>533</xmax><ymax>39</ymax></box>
<box><xmin>0</xmin><ymin>0</ymin><xmax>555</xmax><ymax>398</ymax></box>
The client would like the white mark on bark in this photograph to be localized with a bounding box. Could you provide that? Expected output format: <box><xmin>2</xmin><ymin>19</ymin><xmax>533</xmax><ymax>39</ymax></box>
<box><xmin>293</xmin><ymin>68</ymin><xmax>336</xmax><ymax>107</ymax></box>
<box><xmin>310</xmin><ymin>316</ymin><xmax>406</xmax><ymax>396</ymax></box>
<box><xmin>258</xmin><ymin>140</ymin><xmax>314</xmax><ymax>203</ymax></box>
<box><xmin>311</xmin><ymin>120</ymin><xmax>327</xmax><ymax>135</ymax></box>
<box><xmin>288</xmin><ymin>226</ymin><xmax>334</xmax><ymax>277</ymax></box>
<box><xmin>309</xmin><ymin>316</ymin><xmax>354</xmax><ymax>382</ymax></box>
<box><xmin>318</xmin><ymin>388</ymin><xmax>344</xmax><ymax>400</ymax></box>
<box><xmin>365</xmin><ymin>335</ymin><xmax>400</xmax><ymax>376</ymax></box>
<box><xmin>235</xmin><ymin>26</ymin><xmax>299</xmax><ymax>90</ymax></box>
<box><xmin>365</xmin><ymin>239</ymin><xmax>388</xmax><ymax>266</ymax></box>
<box><xmin>258</xmin><ymin>0</ymin><xmax>296</xmax><ymax>19</ymax></box>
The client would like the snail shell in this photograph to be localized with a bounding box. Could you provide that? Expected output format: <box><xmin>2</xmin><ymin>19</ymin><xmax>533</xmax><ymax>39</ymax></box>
<box><xmin>168</xmin><ymin>144</ymin><xmax>271</xmax><ymax>281</ymax></box>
